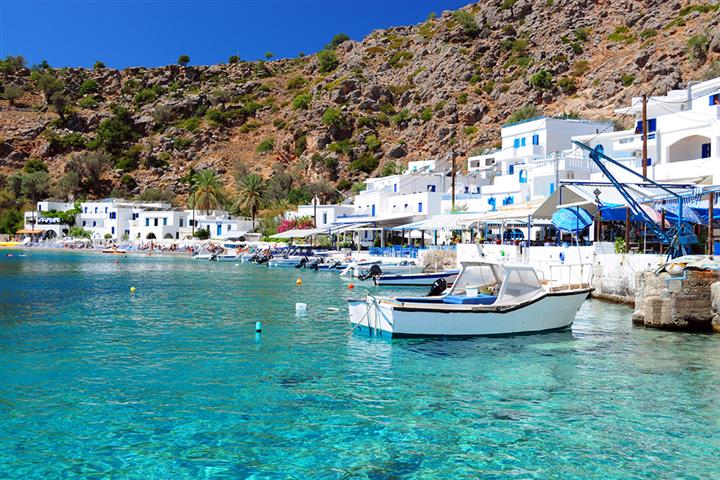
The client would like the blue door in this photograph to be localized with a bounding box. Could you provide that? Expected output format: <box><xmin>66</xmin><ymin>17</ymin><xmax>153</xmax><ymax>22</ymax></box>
<box><xmin>371</xmin><ymin>205</ymin><xmax>375</xmax><ymax>217</ymax></box>
<box><xmin>217</xmin><ymin>224</ymin><xmax>222</xmax><ymax>236</ymax></box>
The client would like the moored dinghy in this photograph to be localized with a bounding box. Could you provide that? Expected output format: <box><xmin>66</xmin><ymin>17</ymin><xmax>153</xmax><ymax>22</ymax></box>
<box><xmin>348</xmin><ymin>260</ymin><xmax>592</xmax><ymax>338</ymax></box>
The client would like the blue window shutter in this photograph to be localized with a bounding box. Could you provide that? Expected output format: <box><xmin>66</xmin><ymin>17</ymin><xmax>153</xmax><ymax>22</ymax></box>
<box><xmin>702</xmin><ymin>143</ymin><xmax>711</xmax><ymax>159</ymax></box>
<box><xmin>647</xmin><ymin>158</ymin><xmax>652</xmax><ymax>166</ymax></box>
<box><xmin>111</xmin><ymin>227</ymin><xmax>115</xmax><ymax>234</ymax></box>
<box><xmin>521</xmin><ymin>137</ymin><xmax>526</xmax><ymax>147</ymax></box>
<box><xmin>635</xmin><ymin>120</ymin><xmax>642</xmax><ymax>134</ymax></box>
<box><xmin>532</xmin><ymin>134</ymin><xmax>539</xmax><ymax>145</ymax></box>
<box><xmin>418</xmin><ymin>202</ymin><xmax>423</xmax><ymax>213</ymax></box>
<box><xmin>508</xmin><ymin>164</ymin><xmax>514</xmax><ymax>175</ymax></box>
<box><xmin>648</xmin><ymin>118</ymin><xmax>656</xmax><ymax>132</ymax></box>
<box><xmin>513</xmin><ymin>138</ymin><xmax>520</xmax><ymax>148</ymax></box>
<box><xmin>371</xmin><ymin>205</ymin><xmax>375</xmax><ymax>217</ymax></box>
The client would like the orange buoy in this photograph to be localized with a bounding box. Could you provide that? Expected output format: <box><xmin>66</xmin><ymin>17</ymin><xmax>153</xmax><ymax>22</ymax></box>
<box><xmin>348</xmin><ymin>283</ymin><xmax>354</xmax><ymax>289</ymax></box>
<box><xmin>296</xmin><ymin>278</ymin><xmax>302</xmax><ymax>285</ymax></box>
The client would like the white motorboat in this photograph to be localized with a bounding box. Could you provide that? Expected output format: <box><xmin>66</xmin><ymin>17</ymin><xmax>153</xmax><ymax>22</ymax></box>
<box><xmin>192</xmin><ymin>253</ymin><xmax>214</xmax><ymax>261</ymax></box>
<box><xmin>268</xmin><ymin>256</ymin><xmax>318</xmax><ymax>267</ymax></box>
<box><xmin>348</xmin><ymin>260</ymin><xmax>592</xmax><ymax>338</ymax></box>
<box><xmin>353</xmin><ymin>260</ymin><xmax>423</xmax><ymax>280</ymax></box>
<box><xmin>374</xmin><ymin>270</ymin><xmax>460</xmax><ymax>287</ymax></box>
<box><xmin>339</xmin><ymin>260</ymin><xmax>381</xmax><ymax>277</ymax></box>
<box><xmin>215</xmin><ymin>250</ymin><xmax>241</xmax><ymax>262</ymax></box>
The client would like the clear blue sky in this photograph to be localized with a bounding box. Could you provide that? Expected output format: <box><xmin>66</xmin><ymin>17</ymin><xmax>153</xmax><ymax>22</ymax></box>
<box><xmin>0</xmin><ymin>0</ymin><xmax>472</xmax><ymax>69</ymax></box>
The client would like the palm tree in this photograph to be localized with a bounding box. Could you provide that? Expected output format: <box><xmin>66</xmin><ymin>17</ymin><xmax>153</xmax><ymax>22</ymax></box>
<box><xmin>190</xmin><ymin>170</ymin><xmax>225</xmax><ymax>215</ymax></box>
<box><xmin>235</xmin><ymin>173</ymin><xmax>267</xmax><ymax>228</ymax></box>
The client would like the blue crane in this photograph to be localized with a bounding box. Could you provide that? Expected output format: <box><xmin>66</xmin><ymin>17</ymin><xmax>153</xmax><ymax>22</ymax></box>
<box><xmin>572</xmin><ymin>141</ymin><xmax>696</xmax><ymax>259</ymax></box>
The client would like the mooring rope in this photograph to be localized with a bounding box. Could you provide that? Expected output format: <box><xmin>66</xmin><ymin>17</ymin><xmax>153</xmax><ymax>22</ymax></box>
<box><xmin>345</xmin><ymin>290</ymin><xmax>378</xmax><ymax>337</ymax></box>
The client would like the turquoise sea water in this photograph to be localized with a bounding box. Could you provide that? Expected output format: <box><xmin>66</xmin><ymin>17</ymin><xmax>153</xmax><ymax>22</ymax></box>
<box><xmin>1</xmin><ymin>250</ymin><xmax>719</xmax><ymax>479</ymax></box>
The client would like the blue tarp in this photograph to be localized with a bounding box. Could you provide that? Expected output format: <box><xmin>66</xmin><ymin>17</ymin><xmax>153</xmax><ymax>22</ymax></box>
<box><xmin>551</xmin><ymin>207</ymin><xmax>593</xmax><ymax>232</ymax></box>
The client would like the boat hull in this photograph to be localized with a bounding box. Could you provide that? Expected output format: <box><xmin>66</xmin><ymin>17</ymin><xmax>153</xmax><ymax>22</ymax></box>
<box><xmin>374</xmin><ymin>271</ymin><xmax>459</xmax><ymax>286</ymax></box>
<box><xmin>354</xmin><ymin>263</ymin><xmax>423</xmax><ymax>278</ymax></box>
<box><xmin>348</xmin><ymin>290</ymin><xmax>590</xmax><ymax>338</ymax></box>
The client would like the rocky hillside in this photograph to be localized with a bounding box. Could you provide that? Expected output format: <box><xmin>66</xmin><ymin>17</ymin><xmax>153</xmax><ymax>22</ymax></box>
<box><xmin>1</xmin><ymin>0</ymin><xmax>719</xmax><ymax>204</ymax></box>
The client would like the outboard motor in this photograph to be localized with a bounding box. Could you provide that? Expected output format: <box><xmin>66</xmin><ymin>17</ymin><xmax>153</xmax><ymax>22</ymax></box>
<box><xmin>427</xmin><ymin>278</ymin><xmax>448</xmax><ymax>297</ymax></box>
<box><xmin>308</xmin><ymin>260</ymin><xmax>319</xmax><ymax>271</ymax></box>
<box><xmin>358</xmin><ymin>264</ymin><xmax>383</xmax><ymax>281</ymax></box>
<box><xmin>295</xmin><ymin>257</ymin><xmax>308</xmax><ymax>268</ymax></box>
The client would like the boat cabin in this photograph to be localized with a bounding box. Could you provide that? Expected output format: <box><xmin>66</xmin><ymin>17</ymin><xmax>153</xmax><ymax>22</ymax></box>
<box><xmin>397</xmin><ymin>261</ymin><xmax>545</xmax><ymax>307</ymax></box>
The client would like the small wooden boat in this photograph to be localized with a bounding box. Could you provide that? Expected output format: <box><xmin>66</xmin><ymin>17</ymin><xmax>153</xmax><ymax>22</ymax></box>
<box><xmin>348</xmin><ymin>260</ymin><xmax>592</xmax><ymax>338</ymax></box>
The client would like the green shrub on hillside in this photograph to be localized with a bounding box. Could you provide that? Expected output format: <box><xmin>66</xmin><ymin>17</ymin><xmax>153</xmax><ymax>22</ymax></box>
<box><xmin>507</xmin><ymin>104</ymin><xmax>539</xmax><ymax>124</ymax></box>
<box><xmin>173</xmin><ymin>137</ymin><xmax>193</xmax><ymax>150</ymax></box>
<box><xmin>687</xmin><ymin>35</ymin><xmax>709</xmax><ymax>64</ymax></box>
<box><xmin>96</xmin><ymin>106</ymin><xmax>138</xmax><ymax>153</ymax></box>
<box><xmin>0</xmin><ymin>55</ymin><xmax>26</xmax><ymax>74</ymax></box>
<box><xmin>178</xmin><ymin>54</ymin><xmax>190</xmax><ymax>66</ymax></box>
<box><xmin>24</xmin><ymin>158</ymin><xmax>48</xmax><ymax>173</ymax></box>
<box><xmin>318</xmin><ymin>49</ymin><xmax>339</xmax><ymax>73</ymax></box>
<box><xmin>292</xmin><ymin>92</ymin><xmax>312</xmax><ymax>110</ymax></box>
<box><xmin>620</xmin><ymin>73</ymin><xmax>635</xmax><ymax>86</ymax></box>
<box><xmin>364</xmin><ymin>134</ymin><xmax>381</xmax><ymax>151</ymax></box>
<box><xmin>452</xmin><ymin>11</ymin><xmax>480</xmax><ymax>38</ymax></box>
<box><xmin>322</xmin><ymin>107</ymin><xmax>348</xmax><ymax>129</ymax></box>
<box><xmin>529</xmin><ymin>69</ymin><xmax>553</xmax><ymax>89</ymax></box>
<box><xmin>78</xmin><ymin>96</ymin><xmax>98</xmax><ymax>109</ymax></box>
<box><xmin>327</xmin><ymin>33</ymin><xmax>350</xmax><ymax>50</ymax></box>
<box><xmin>79</xmin><ymin>79</ymin><xmax>99</xmax><ymax>96</ymax></box>
<box><xmin>287</xmin><ymin>76</ymin><xmax>307</xmax><ymax>89</ymax></box>
<box><xmin>0</xmin><ymin>84</ymin><xmax>23</xmax><ymax>105</ymax></box>
<box><xmin>350</xmin><ymin>153</ymin><xmax>379</xmax><ymax>174</ymax></box>
<box><xmin>256</xmin><ymin>138</ymin><xmax>274</xmax><ymax>153</ymax></box>
<box><xmin>558</xmin><ymin>76</ymin><xmax>577</xmax><ymax>94</ymax></box>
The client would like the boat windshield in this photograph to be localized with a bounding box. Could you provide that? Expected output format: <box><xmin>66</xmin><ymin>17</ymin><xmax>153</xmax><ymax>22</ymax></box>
<box><xmin>495</xmin><ymin>266</ymin><xmax>543</xmax><ymax>305</ymax></box>
<box><xmin>451</xmin><ymin>264</ymin><xmax>501</xmax><ymax>295</ymax></box>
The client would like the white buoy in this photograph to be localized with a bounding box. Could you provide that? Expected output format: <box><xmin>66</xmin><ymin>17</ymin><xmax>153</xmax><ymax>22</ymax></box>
<box><xmin>255</xmin><ymin>321</ymin><xmax>262</xmax><ymax>332</ymax></box>
<box><xmin>295</xmin><ymin>302</ymin><xmax>307</xmax><ymax>314</ymax></box>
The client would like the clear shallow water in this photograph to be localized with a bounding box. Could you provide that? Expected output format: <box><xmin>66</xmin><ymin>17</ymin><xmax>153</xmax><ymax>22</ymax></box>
<box><xmin>1</xmin><ymin>251</ymin><xmax>719</xmax><ymax>479</ymax></box>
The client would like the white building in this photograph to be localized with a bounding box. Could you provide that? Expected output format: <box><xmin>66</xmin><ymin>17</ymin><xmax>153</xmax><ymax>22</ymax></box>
<box><xmin>131</xmin><ymin>210</ymin><xmax>188</xmax><ymax>241</ymax></box>
<box><xmin>23</xmin><ymin>201</ymin><xmax>75</xmax><ymax>239</ymax></box>
<box><xmin>584</xmin><ymin>76</ymin><xmax>720</xmax><ymax>184</ymax></box>
<box><xmin>462</xmin><ymin>117</ymin><xmax>614</xmax><ymax>212</ymax></box>
<box><xmin>76</xmin><ymin>199</ymin><xmax>171</xmax><ymax>240</ymax></box>
<box><xmin>181</xmin><ymin>210</ymin><xmax>255</xmax><ymax>240</ymax></box>
<box><xmin>287</xmin><ymin>204</ymin><xmax>355</xmax><ymax>228</ymax></box>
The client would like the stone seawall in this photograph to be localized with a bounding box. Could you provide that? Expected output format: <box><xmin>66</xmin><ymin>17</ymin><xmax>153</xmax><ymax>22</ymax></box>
<box><xmin>633</xmin><ymin>269</ymin><xmax>720</xmax><ymax>332</ymax></box>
